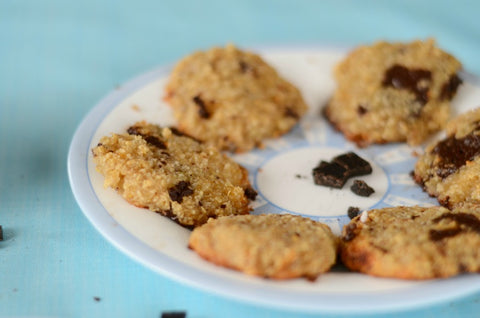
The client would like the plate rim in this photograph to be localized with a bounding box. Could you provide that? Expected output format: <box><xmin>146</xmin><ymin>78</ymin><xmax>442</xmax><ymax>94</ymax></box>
<box><xmin>67</xmin><ymin>45</ymin><xmax>480</xmax><ymax>314</ymax></box>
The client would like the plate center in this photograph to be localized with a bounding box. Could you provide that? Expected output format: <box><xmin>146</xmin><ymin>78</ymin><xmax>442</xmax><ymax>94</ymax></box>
<box><xmin>255</xmin><ymin>147</ymin><xmax>388</xmax><ymax>217</ymax></box>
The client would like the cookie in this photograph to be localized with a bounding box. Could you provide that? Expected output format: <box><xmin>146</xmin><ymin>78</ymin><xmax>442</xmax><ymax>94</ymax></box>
<box><xmin>189</xmin><ymin>214</ymin><xmax>338</xmax><ymax>279</ymax></box>
<box><xmin>164</xmin><ymin>44</ymin><xmax>308</xmax><ymax>152</ymax></box>
<box><xmin>414</xmin><ymin>108</ymin><xmax>480</xmax><ymax>208</ymax></box>
<box><xmin>340</xmin><ymin>205</ymin><xmax>480</xmax><ymax>279</ymax></box>
<box><xmin>324</xmin><ymin>39</ymin><xmax>462</xmax><ymax>147</ymax></box>
<box><xmin>92</xmin><ymin>121</ymin><xmax>256</xmax><ymax>228</ymax></box>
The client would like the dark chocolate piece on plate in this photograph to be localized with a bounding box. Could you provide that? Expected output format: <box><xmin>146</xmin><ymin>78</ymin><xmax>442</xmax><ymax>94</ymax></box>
<box><xmin>348</xmin><ymin>207</ymin><xmax>361</xmax><ymax>219</ymax></box>
<box><xmin>312</xmin><ymin>161</ymin><xmax>349</xmax><ymax>189</ymax></box>
<box><xmin>333</xmin><ymin>152</ymin><xmax>372</xmax><ymax>177</ymax></box>
<box><xmin>350</xmin><ymin>180</ymin><xmax>375</xmax><ymax>197</ymax></box>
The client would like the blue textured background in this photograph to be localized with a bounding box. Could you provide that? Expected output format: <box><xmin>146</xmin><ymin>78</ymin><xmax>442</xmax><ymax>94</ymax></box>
<box><xmin>1</xmin><ymin>1</ymin><xmax>479</xmax><ymax>317</ymax></box>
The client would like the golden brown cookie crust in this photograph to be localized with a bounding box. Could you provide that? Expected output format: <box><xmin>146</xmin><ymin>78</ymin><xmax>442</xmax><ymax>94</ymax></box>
<box><xmin>414</xmin><ymin>108</ymin><xmax>480</xmax><ymax>208</ymax></box>
<box><xmin>325</xmin><ymin>39</ymin><xmax>462</xmax><ymax>147</ymax></box>
<box><xmin>165</xmin><ymin>44</ymin><xmax>308</xmax><ymax>152</ymax></box>
<box><xmin>92</xmin><ymin>121</ymin><xmax>255</xmax><ymax>227</ymax></box>
<box><xmin>340</xmin><ymin>205</ymin><xmax>480</xmax><ymax>279</ymax></box>
<box><xmin>189</xmin><ymin>214</ymin><xmax>338</xmax><ymax>279</ymax></box>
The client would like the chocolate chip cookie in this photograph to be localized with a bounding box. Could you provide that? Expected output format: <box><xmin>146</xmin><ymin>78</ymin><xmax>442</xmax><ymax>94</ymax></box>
<box><xmin>324</xmin><ymin>39</ymin><xmax>462</xmax><ymax>147</ymax></box>
<box><xmin>164</xmin><ymin>44</ymin><xmax>308</xmax><ymax>152</ymax></box>
<box><xmin>414</xmin><ymin>108</ymin><xmax>480</xmax><ymax>208</ymax></box>
<box><xmin>189</xmin><ymin>214</ymin><xmax>338</xmax><ymax>279</ymax></box>
<box><xmin>92</xmin><ymin>121</ymin><xmax>256</xmax><ymax>228</ymax></box>
<box><xmin>341</xmin><ymin>205</ymin><xmax>480</xmax><ymax>279</ymax></box>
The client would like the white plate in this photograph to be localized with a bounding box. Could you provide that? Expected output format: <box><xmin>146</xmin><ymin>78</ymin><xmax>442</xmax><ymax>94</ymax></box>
<box><xmin>68</xmin><ymin>47</ymin><xmax>480</xmax><ymax>314</ymax></box>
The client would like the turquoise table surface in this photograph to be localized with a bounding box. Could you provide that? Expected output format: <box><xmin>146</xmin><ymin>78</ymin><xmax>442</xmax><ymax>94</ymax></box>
<box><xmin>1</xmin><ymin>1</ymin><xmax>480</xmax><ymax>317</ymax></box>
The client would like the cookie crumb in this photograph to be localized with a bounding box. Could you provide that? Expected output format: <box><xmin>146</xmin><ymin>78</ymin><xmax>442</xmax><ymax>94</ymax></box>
<box><xmin>347</xmin><ymin>207</ymin><xmax>361</xmax><ymax>219</ymax></box>
<box><xmin>351</xmin><ymin>180</ymin><xmax>375</xmax><ymax>197</ymax></box>
<box><xmin>93</xmin><ymin>297</ymin><xmax>101</xmax><ymax>302</ymax></box>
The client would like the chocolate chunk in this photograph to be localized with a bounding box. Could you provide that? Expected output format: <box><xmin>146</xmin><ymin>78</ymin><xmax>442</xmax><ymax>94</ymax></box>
<box><xmin>158</xmin><ymin>205</ymin><xmax>175</xmax><ymax>220</ymax></box>
<box><xmin>333</xmin><ymin>152</ymin><xmax>372</xmax><ymax>178</ymax></box>
<box><xmin>169</xmin><ymin>127</ymin><xmax>202</xmax><ymax>143</ymax></box>
<box><xmin>348</xmin><ymin>207</ymin><xmax>361</xmax><ymax>219</ymax></box>
<box><xmin>238</xmin><ymin>60</ymin><xmax>257</xmax><ymax>77</ymax></box>
<box><xmin>350</xmin><ymin>180</ymin><xmax>375</xmax><ymax>197</ymax></box>
<box><xmin>429</xmin><ymin>211</ymin><xmax>480</xmax><ymax>242</ymax></box>
<box><xmin>220</xmin><ymin>204</ymin><xmax>226</xmax><ymax>209</ymax></box>
<box><xmin>429</xmin><ymin>227</ymin><xmax>462</xmax><ymax>241</ymax></box>
<box><xmin>168</xmin><ymin>181</ymin><xmax>194</xmax><ymax>203</ymax></box>
<box><xmin>144</xmin><ymin>136</ymin><xmax>167</xmax><ymax>149</ymax></box>
<box><xmin>284</xmin><ymin>107</ymin><xmax>299</xmax><ymax>119</ymax></box>
<box><xmin>432</xmin><ymin>133</ymin><xmax>480</xmax><ymax>179</ymax></box>
<box><xmin>161</xmin><ymin>312</ymin><xmax>186</xmax><ymax>318</ymax></box>
<box><xmin>169</xmin><ymin>127</ymin><xmax>187</xmax><ymax>137</ymax></box>
<box><xmin>382</xmin><ymin>64</ymin><xmax>432</xmax><ymax>105</ymax></box>
<box><xmin>458</xmin><ymin>263</ymin><xmax>468</xmax><ymax>273</ymax></box>
<box><xmin>440</xmin><ymin>74</ymin><xmax>462</xmax><ymax>101</ymax></box>
<box><xmin>244</xmin><ymin>187</ymin><xmax>258</xmax><ymax>200</ymax></box>
<box><xmin>357</xmin><ymin>104</ymin><xmax>368</xmax><ymax>116</ymax></box>
<box><xmin>126</xmin><ymin>126</ymin><xmax>142</xmax><ymax>136</ymax></box>
<box><xmin>157</xmin><ymin>205</ymin><xmax>195</xmax><ymax>230</ymax></box>
<box><xmin>432</xmin><ymin>212</ymin><xmax>480</xmax><ymax>235</ymax></box>
<box><xmin>239</xmin><ymin>60</ymin><xmax>250</xmax><ymax>73</ymax></box>
<box><xmin>193</xmin><ymin>95</ymin><xmax>210</xmax><ymax>119</ymax></box>
<box><xmin>126</xmin><ymin>126</ymin><xmax>167</xmax><ymax>149</ymax></box>
<box><xmin>312</xmin><ymin>161</ymin><xmax>349</xmax><ymax>188</ymax></box>
<box><xmin>0</xmin><ymin>225</ymin><xmax>3</xmax><ymax>241</ymax></box>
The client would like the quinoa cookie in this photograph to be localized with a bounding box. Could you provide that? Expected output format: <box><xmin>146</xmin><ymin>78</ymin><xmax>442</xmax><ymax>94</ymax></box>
<box><xmin>189</xmin><ymin>214</ymin><xmax>338</xmax><ymax>280</ymax></box>
<box><xmin>164</xmin><ymin>44</ymin><xmax>308</xmax><ymax>152</ymax></box>
<box><xmin>324</xmin><ymin>39</ymin><xmax>462</xmax><ymax>147</ymax></box>
<box><xmin>92</xmin><ymin>121</ymin><xmax>256</xmax><ymax>228</ymax></box>
<box><xmin>413</xmin><ymin>108</ymin><xmax>480</xmax><ymax>208</ymax></box>
<box><xmin>340</xmin><ymin>205</ymin><xmax>480</xmax><ymax>279</ymax></box>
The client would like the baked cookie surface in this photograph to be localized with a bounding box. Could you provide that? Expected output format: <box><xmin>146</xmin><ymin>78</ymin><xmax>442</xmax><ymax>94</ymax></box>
<box><xmin>92</xmin><ymin>121</ymin><xmax>255</xmax><ymax>228</ymax></box>
<box><xmin>340</xmin><ymin>205</ymin><xmax>480</xmax><ymax>279</ymax></box>
<box><xmin>189</xmin><ymin>214</ymin><xmax>338</xmax><ymax>279</ymax></box>
<box><xmin>325</xmin><ymin>39</ymin><xmax>462</xmax><ymax>147</ymax></box>
<box><xmin>165</xmin><ymin>44</ymin><xmax>308</xmax><ymax>152</ymax></box>
<box><xmin>414</xmin><ymin>108</ymin><xmax>480</xmax><ymax>208</ymax></box>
